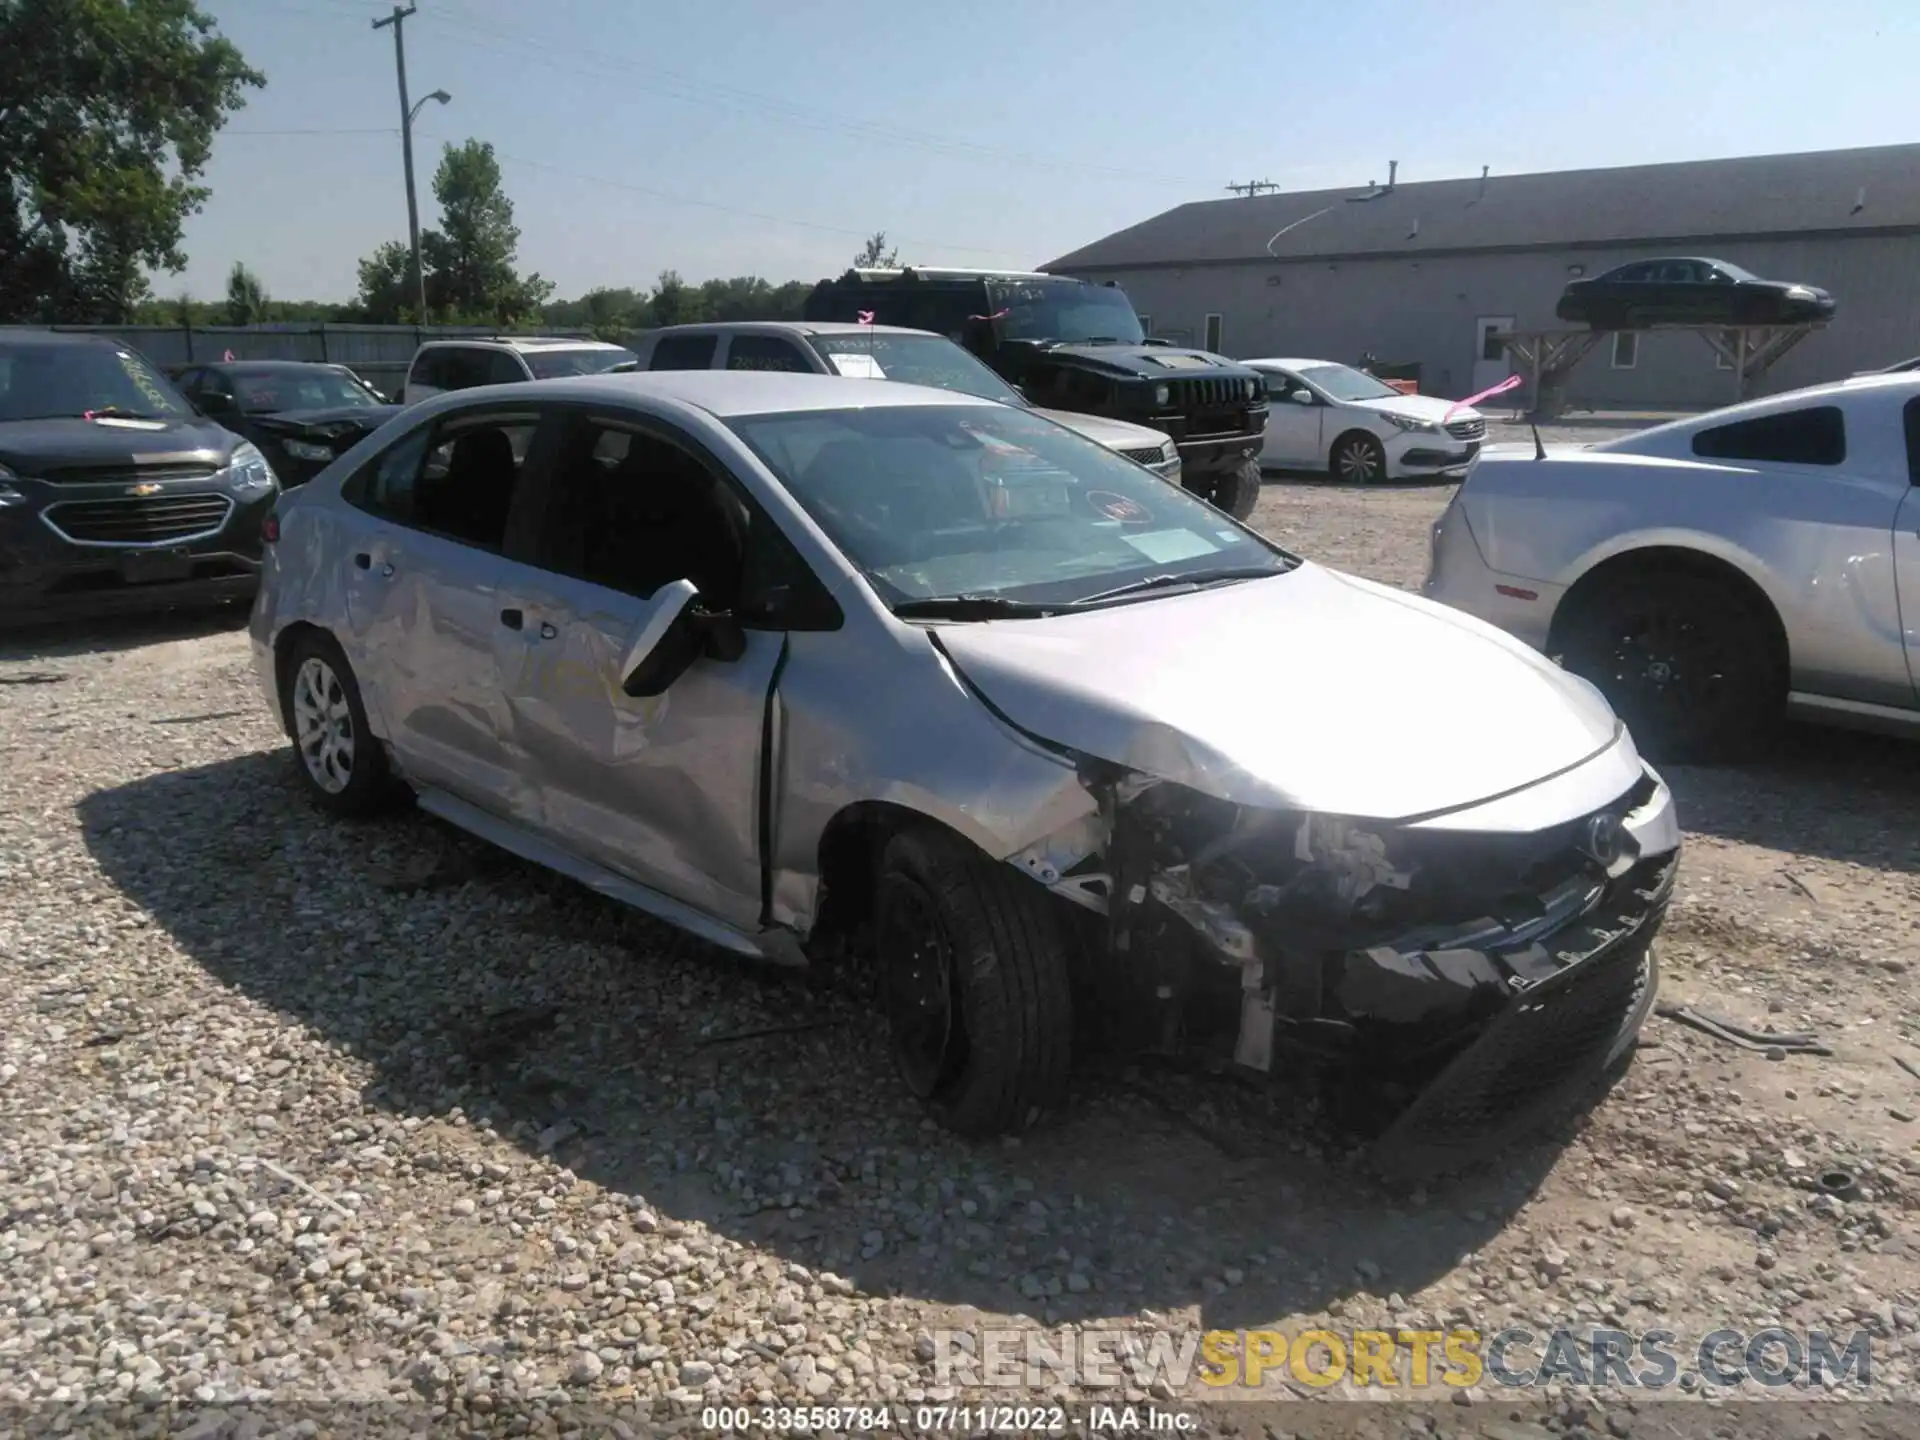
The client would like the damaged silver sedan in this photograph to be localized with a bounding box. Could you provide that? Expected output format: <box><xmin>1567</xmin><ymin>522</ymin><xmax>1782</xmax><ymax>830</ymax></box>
<box><xmin>250</xmin><ymin>371</ymin><xmax>1679</xmax><ymax>1177</ymax></box>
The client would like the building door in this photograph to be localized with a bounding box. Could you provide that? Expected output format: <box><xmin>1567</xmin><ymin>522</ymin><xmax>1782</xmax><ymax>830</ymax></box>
<box><xmin>1472</xmin><ymin>316</ymin><xmax>1514</xmax><ymax>394</ymax></box>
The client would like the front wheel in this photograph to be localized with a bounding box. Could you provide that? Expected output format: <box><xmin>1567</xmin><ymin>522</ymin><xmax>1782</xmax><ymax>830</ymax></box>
<box><xmin>1330</xmin><ymin>431</ymin><xmax>1389</xmax><ymax>484</ymax></box>
<box><xmin>875</xmin><ymin>825</ymin><xmax>1073</xmax><ymax>1136</ymax></box>
<box><xmin>1556</xmin><ymin>569</ymin><xmax>1784</xmax><ymax>762</ymax></box>
<box><xmin>1191</xmin><ymin>458</ymin><xmax>1261</xmax><ymax>520</ymax></box>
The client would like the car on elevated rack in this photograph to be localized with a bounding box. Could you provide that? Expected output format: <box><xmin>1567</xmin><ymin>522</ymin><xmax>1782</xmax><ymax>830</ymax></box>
<box><xmin>252</xmin><ymin>369</ymin><xmax>1679</xmax><ymax>1180</ymax></box>
<box><xmin>1555</xmin><ymin>257</ymin><xmax>1836</xmax><ymax>330</ymax></box>
<box><xmin>627</xmin><ymin>320</ymin><xmax>1183</xmax><ymax>487</ymax></box>
<box><xmin>1245</xmin><ymin>358</ymin><xmax>1488</xmax><ymax>483</ymax></box>
<box><xmin>0</xmin><ymin>330</ymin><xmax>280</xmax><ymax>624</ymax></box>
<box><xmin>174</xmin><ymin>359</ymin><xmax>401</xmax><ymax>487</ymax></box>
<box><xmin>1424</xmin><ymin>373</ymin><xmax>1920</xmax><ymax>761</ymax></box>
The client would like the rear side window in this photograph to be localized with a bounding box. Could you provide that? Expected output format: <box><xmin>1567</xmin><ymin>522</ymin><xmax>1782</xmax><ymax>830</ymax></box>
<box><xmin>1905</xmin><ymin>397</ymin><xmax>1920</xmax><ymax>484</ymax></box>
<box><xmin>487</xmin><ymin>351</ymin><xmax>528</xmax><ymax>385</ymax></box>
<box><xmin>726</xmin><ymin>335</ymin><xmax>812</xmax><ymax>372</ymax></box>
<box><xmin>408</xmin><ymin>349</ymin><xmax>446</xmax><ymax>389</ymax></box>
<box><xmin>649</xmin><ymin>335</ymin><xmax>718</xmax><ymax>370</ymax></box>
<box><xmin>1691</xmin><ymin>405</ymin><xmax>1846</xmax><ymax>467</ymax></box>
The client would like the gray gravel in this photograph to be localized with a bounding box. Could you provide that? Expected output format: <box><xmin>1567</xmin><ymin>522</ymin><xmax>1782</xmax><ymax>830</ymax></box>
<box><xmin>5</xmin><ymin>441</ymin><xmax>1920</xmax><ymax>1430</ymax></box>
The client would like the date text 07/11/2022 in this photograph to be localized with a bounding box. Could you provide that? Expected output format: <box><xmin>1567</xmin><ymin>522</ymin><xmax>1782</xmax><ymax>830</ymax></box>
<box><xmin>699</xmin><ymin>1403</ymin><xmax>1197</xmax><ymax>1433</ymax></box>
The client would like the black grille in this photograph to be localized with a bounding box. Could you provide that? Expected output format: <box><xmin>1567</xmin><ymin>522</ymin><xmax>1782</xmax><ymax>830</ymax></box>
<box><xmin>1445</xmin><ymin>417</ymin><xmax>1487</xmax><ymax>441</ymax></box>
<box><xmin>46</xmin><ymin>495</ymin><xmax>233</xmax><ymax>544</ymax></box>
<box><xmin>1119</xmin><ymin>445</ymin><xmax>1166</xmax><ymax>465</ymax></box>
<box><xmin>1170</xmin><ymin>376</ymin><xmax>1249</xmax><ymax>409</ymax></box>
<box><xmin>33</xmin><ymin>461</ymin><xmax>219</xmax><ymax>486</ymax></box>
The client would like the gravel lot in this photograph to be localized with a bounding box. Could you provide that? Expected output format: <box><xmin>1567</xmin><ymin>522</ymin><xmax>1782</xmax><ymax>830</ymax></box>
<box><xmin>5</xmin><ymin>417</ymin><xmax>1920</xmax><ymax>1435</ymax></box>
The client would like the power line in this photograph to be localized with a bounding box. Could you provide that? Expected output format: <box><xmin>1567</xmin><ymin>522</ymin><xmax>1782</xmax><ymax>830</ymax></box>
<box><xmin>403</xmin><ymin>12</ymin><xmax>1219</xmax><ymax>190</ymax></box>
<box><xmin>217</xmin><ymin>124</ymin><xmax>1027</xmax><ymax>260</ymax></box>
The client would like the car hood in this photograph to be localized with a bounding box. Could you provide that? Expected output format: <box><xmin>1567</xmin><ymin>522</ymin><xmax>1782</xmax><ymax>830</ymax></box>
<box><xmin>929</xmin><ymin>562</ymin><xmax>1621</xmax><ymax>819</ymax></box>
<box><xmin>1028</xmin><ymin>342</ymin><xmax>1258</xmax><ymax>381</ymax></box>
<box><xmin>0</xmin><ymin>415</ymin><xmax>239</xmax><ymax>473</ymax></box>
<box><xmin>1033</xmin><ymin>407</ymin><xmax>1172</xmax><ymax>452</ymax></box>
<box><xmin>1350</xmin><ymin>394</ymin><xmax>1478</xmax><ymax>425</ymax></box>
<box><xmin>249</xmin><ymin>404</ymin><xmax>403</xmax><ymax>434</ymax></box>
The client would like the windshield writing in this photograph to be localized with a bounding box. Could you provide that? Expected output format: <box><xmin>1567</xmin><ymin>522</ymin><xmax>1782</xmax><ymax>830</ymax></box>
<box><xmin>726</xmin><ymin>403</ymin><xmax>1288</xmax><ymax>610</ymax></box>
<box><xmin>987</xmin><ymin>280</ymin><xmax>1146</xmax><ymax>345</ymax></box>
<box><xmin>811</xmin><ymin>333</ymin><xmax>1024</xmax><ymax>406</ymax></box>
<box><xmin>238</xmin><ymin>370</ymin><xmax>381</xmax><ymax>413</ymax></box>
<box><xmin>0</xmin><ymin>344</ymin><xmax>191</xmax><ymax>422</ymax></box>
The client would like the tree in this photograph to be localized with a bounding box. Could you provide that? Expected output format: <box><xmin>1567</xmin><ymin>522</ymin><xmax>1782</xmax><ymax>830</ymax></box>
<box><xmin>0</xmin><ymin>0</ymin><xmax>264</xmax><ymax>323</ymax></box>
<box><xmin>224</xmin><ymin>262</ymin><xmax>269</xmax><ymax>326</ymax></box>
<box><xmin>854</xmin><ymin>231</ymin><xmax>897</xmax><ymax>267</ymax></box>
<box><xmin>648</xmin><ymin>269</ymin><xmax>701</xmax><ymax>327</ymax></box>
<box><xmin>353</xmin><ymin>241</ymin><xmax>415</xmax><ymax>324</ymax></box>
<box><xmin>415</xmin><ymin>139</ymin><xmax>551</xmax><ymax>324</ymax></box>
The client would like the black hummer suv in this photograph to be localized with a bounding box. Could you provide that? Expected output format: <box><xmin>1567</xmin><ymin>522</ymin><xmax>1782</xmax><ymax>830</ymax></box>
<box><xmin>804</xmin><ymin>267</ymin><xmax>1268</xmax><ymax>519</ymax></box>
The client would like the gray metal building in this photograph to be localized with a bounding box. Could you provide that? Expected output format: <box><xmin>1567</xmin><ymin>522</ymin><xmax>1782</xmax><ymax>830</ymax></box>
<box><xmin>1042</xmin><ymin>144</ymin><xmax>1920</xmax><ymax>409</ymax></box>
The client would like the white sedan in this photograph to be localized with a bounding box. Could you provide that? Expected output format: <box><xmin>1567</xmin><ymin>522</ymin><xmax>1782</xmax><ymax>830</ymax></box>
<box><xmin>1248</xmin><ymin>358</ymin><xmax>1488</xmax><ymax>483</ymax></box>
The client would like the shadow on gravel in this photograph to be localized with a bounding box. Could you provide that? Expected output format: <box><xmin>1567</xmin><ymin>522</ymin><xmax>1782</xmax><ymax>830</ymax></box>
<box><xmin>0</xmin><ymin>601</ymin><xmax>249</xmax><ymax>662</ymax></box>
<box><xmin>80</xmin><ymin>750</ymin><xmax>1594</xmax><ymax>1333</ymax></box>
<box><xmin>1663</xmin><ymin>722</ymin><xmax>1920</xmax><ymax>874</ymax></box>
<box><xmin>1258</xmin><ymin>470</ymin><xmax>1457</xmax><ymax>492</ymax></box>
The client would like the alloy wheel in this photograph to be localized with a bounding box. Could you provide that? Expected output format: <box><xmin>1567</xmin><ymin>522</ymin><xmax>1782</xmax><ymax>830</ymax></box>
<box><xmin>1335</xmin><ymin>437</ymin><xmax>1383</xmax><ymax>483</ymax></box>
<box><xmin>291</xmin><ymin>655</ymin><xmax>355</xmax><ymax>794</ymax></box>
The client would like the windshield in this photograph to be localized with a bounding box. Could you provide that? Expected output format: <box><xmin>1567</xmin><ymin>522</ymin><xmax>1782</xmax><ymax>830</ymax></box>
<box><xmin>987</xmin><ymin>279</ymin><xmax>1146</xmax><ymax>346</ymax></box>
<box><xmin>1297</xmin><ymin>363</ymin><xmax>1400</xmax><ymax>403</ymax></box>
<box><xmin>811</xmin><ymin>332</ymin><xmax>1026</xmax><ymax>406</ymax></box>
<box><xmin>0</xmin><ymin>342</ymin><xmax>192</xmax><ymax>423</ymax></box>
<box><xmin>525</xmin><ymin>347</ymin><xmax>637</xmax><ymax>379</ymax></box>
<box><xmin>726</xmin><ymin>403</ymin><xmax>1290</xmax><ymax>610</ymax></box>
<box><xmin>236</xmin><ymin>368</ymin><xmax>382</xmax><ymax>413</ymax></box>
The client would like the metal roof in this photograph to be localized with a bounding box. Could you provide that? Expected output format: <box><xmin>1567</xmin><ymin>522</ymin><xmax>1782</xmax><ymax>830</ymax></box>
<box><xmin>448</xmin><ymin>369</ymin><xmax>992</xmax><ymax>419</ymax></box>
<box><xmin>1044</xmin><ymin>143</ymin><xmax>1920</xmax><ymax>272</ymax></box>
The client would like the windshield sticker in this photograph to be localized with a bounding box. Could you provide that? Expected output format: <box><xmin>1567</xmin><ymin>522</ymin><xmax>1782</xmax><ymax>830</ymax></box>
<box><xmin>1122</xmin><ymin>528</ymin><xmax>1221</xmax><ymax>564</ymax></box>
<box><xmin>1084</xmin><ymin>489</ymin><xmax>1152</xmax><ymax>523</ymax></box>
<box><xmin>828</xmin><ymin>353</ymin><xmax>885</xmax><ymax>379</ymax></box>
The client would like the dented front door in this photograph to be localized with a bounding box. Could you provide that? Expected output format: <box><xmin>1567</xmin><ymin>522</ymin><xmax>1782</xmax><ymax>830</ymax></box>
<box><xmin>493</xmin><ymin>565</ymin><xmax>781</xmax><ymax>931</ymax></box>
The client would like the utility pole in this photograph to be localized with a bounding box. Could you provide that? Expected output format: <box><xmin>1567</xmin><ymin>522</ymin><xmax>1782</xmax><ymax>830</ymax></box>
<box><xmin>1225</xmin><ymin>179</ymin><xmax>1281</xmax><ymax>198</ymax></box>
<box><xmin>373</xmin><ymin>4</ymin><xmax>427</xmax><ymax>325</ymax></box>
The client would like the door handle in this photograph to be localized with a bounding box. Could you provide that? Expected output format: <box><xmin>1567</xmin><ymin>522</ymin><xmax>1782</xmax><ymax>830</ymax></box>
<box><xmin>500</xmin><ymin>608</ymin><xmax>524</xmax><ymax>630</ymax></box>
<box><xmin>538</xmin><ymin>621</ymin><xmax>558</xmax><ymax>640</ymax></box>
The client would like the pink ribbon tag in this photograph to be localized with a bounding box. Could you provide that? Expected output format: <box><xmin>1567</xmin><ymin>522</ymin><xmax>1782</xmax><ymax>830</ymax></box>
<box><xmin>969</xmin><ymin>309</ymin><xmax>1010</xmax><ymax>322</ymax></box>
<box><xmin>1444</xmin><ymin>372</ymin><xmax>1522</xmax><ymax>421</ymax></box>
<box><xmin>223</xmin><ymin>349</ymin><xmax>237</xmax><ymax>361</ymax></box>
<box><xmin>856</xmin><ymin>311</ymin><xmax>874</xmax><ymax>325</ymax></box>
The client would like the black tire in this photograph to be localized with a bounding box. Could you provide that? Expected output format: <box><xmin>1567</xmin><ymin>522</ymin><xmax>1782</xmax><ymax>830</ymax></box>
<box><xmin>1187</xmin><ymin>459</ymin><xmax>1260</xmax><ymax>520</ymax></box>
<box><xmin>1330</xmin><ymin>430</ymin><xmax>1388</xmax><ymax>484</ymax></box>
<box><xmin>279</xmin><ymin>631</ymin><xmax>395</xmax><ymax>816</ymax></box>
<box><xmin>1555</xmin><ymin>569</ymin><xmax>1785</xmax><ymax>762</ymax></box>
<box><xmin>875</xmin><ymin>824</ymin><xmax>1074</xmax><ymax>1137</ymax></box>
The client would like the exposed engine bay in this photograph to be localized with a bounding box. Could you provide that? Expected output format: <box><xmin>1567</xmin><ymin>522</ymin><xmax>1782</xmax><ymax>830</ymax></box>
<box><xmin>1009</xmin><ymin>759</ymin><xmax>1678</xmax><ymax>1176</ymax></box>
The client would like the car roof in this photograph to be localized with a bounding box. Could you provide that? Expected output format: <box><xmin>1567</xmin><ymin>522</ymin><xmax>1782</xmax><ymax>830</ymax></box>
<box><xmin>462</xmin><ymin>370</ymin><xmax>995</xmax><ymax>419</ymax></box>
<box><xmin>648</xmin><ymin>321</ymin><xmax>931</xmax><ymax>339</ymax></box>
<box><xmin>0</xmin><ymin>329</ymin><xmax>132</xmax><ymax>350</ymax></box>
<box><xmin>1243</xmin><ymin>357</ymin><xmax>1341</xmax><ymax>371</ymax></box>
<box><xmin>420</xmin><ymin>336</ymin><xmax>628</xmax><ymax>353</ymax></box>
<box><xmin>216</xmin><ymin>359</ymin><xmax>355</xmax><ymax>374</ymax></box>
<box><xmin>839</xmin><ymin>267</ymin><xmax>1057</xmax><ymax>283</ymax></box>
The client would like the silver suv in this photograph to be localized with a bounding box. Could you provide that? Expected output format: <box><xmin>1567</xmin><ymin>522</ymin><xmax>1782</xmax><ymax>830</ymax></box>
<box><xmin>630</xmin><ymin>321</ymin><xmax>1184</xmax><ymax>486</ymax></box>
<box><xmin>401</xmin><ymin>336</ymin><xmax>636</xmax><ymax>404</ymax></box>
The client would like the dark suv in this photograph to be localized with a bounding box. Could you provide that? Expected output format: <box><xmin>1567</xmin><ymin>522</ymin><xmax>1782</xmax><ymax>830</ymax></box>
<box><xmin>0</xmin><ymin>331</ymin><xmax>279</xmax><ymax>623</ymax></box>
<box><xmin>804</xmin><ymin>267</ymin><xmax>1268</xmax><ymax>518</ymax></box>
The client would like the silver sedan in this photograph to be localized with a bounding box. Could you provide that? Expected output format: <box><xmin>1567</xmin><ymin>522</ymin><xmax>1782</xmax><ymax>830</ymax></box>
<box><xmin>1425</xmin><ymin>372</ymin><xmax>1920</xmax><ymax>759</ymax></box>
<box><xmin>251</xmin><ymin>371</ymin><xmax>1678</xmax><ymax>1177</ymax></box>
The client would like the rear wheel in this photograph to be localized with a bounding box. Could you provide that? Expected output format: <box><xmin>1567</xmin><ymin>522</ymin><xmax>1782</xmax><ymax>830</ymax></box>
<box><xmin>280</xmin><ymin>632</ymin><xmax>394</xmax><ymax>816</ymax></box>
<box><xmin>875</xmin><ymin>825</ymin><xmax>1073</xmax><ymax>1136</ymax></box>
<box><xmin>1556</xmin><ymin>569</ymin><xmax>1784</xmax><ymax>761</ymax></box>
<box><xmin>1330</xmin><ymin>431</ymin><xmax>1388</xmax><ymax>484</ymax></box>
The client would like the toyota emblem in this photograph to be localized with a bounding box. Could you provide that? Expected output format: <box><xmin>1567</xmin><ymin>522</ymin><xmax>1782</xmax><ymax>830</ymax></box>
<box><xmin>1582</xmin><ymin>813</ymin><xmax>1623</xmax><ymax>867</ymax></box>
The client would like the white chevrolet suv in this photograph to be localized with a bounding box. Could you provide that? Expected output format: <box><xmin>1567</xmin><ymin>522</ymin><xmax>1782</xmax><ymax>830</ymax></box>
<box><xmin>628</xmin><ymin>321</ymin><xmax>1184</xmax><ymax>484</ymax></box>
<box><xmin>401</xmin><ymin>336</ymin><xmax>637</xmax><ymax>405</ymax></box>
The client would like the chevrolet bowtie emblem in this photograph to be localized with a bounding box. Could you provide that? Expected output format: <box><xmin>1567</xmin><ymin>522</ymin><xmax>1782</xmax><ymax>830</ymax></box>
<box><xmin>126</xmin><ymin>482</ymin><xmax>162</xmax><ymax>496</ymax></box>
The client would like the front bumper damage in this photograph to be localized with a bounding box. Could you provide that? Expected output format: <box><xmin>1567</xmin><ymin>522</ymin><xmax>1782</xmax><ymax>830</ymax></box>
<box><xmin>1011</xmin><ymin>759</ymin><xmax>1679</xmax><ymax>1179</ymax></box>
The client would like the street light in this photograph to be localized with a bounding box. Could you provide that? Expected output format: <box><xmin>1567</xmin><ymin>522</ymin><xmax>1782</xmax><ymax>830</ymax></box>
<box><xmin>401</xmin><ymin>89</ymin><xmax>452</xmax><ymax>325</ymax></box>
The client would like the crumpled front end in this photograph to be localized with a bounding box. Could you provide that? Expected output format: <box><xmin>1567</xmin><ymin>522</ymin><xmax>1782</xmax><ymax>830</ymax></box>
<box><xmin>1013</xmin><ymin>753</ymin><xmax>1679</xmax><ymax>1178</ymax></box>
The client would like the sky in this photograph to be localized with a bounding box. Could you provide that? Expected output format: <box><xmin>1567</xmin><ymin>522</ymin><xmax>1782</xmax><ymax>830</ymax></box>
<box><xmin>176</xmin><ymin>0</ymin><xmax>1920</xmax><ymax>304</ymax></box>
